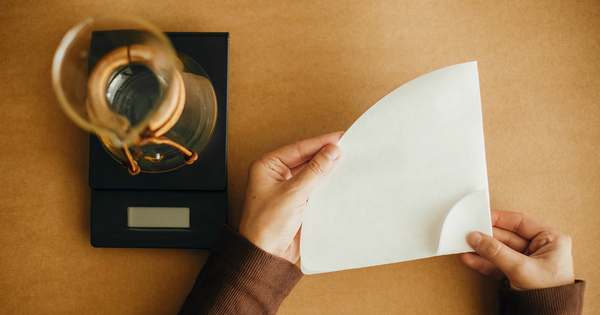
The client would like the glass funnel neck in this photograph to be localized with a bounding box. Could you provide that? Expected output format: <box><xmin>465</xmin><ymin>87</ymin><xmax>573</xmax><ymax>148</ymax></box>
<box><xmin>52</xmin><ymin>14</ymin><xmax>218</xmax><ymax>175</ymax></box>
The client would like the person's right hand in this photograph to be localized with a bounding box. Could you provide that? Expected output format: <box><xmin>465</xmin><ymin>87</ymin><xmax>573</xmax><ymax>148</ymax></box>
<box><xmin>460</xmin><ymin>210</ymin><xmax>575</xmax><ymax>291</ymax></box>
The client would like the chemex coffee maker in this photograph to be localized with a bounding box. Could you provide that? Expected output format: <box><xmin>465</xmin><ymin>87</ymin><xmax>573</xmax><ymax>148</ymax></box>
<box><xmin>52</xmin><ymin>13</ymin><xmax>228</xmax><ymax>248</ymax></box>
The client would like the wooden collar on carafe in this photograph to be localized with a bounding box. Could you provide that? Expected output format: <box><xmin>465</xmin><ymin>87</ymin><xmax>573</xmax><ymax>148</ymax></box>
<box><xmin>87</xmin><ymin>44</ymin><xmax>198</xmax><ymax>175</ymax></box>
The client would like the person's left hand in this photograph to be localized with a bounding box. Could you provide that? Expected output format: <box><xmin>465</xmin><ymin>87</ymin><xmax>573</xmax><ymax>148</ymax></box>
<box><xmin>239</xmin><ymin>132</ymin><xmax>343</xmax><ymax>263</ymax></box>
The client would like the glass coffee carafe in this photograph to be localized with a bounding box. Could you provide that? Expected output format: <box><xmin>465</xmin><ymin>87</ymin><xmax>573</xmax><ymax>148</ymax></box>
<box><xmin>52</xmin><ymin>13</ymin><xmax>217</xmax><ymax>175</ymax></box>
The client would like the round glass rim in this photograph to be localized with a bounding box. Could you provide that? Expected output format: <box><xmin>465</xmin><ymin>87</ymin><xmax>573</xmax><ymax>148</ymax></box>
<box><xmin>51</xmin><ymin>12</ymin><xmax>177</xmax><ymax>145</ymax></box>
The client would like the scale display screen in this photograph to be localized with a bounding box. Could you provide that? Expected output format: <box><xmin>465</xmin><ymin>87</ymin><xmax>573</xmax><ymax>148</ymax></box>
<box><xmin>127</xmin><ymin>207</ymin><xmax>190</xmax><ymax>228</ymax></box>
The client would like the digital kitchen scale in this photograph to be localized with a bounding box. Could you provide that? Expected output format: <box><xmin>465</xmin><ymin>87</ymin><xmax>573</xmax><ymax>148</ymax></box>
<box><xmin>89</xmin><ymin>33</ymin><xmax>228</xmax><ymax>249</ymax></box>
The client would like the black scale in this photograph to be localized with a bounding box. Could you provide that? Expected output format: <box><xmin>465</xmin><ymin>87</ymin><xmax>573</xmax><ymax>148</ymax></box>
<box><xmin>89</xmin><ymin>33</ymin><xmax>228</xmax><ymax>249</ymax></box>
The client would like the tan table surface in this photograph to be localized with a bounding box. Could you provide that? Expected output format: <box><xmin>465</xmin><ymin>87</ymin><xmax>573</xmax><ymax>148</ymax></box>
<box><xmin>1</xmin><ymin>1</ymin><xmax>599</xmax><ymax>314</ymax></box>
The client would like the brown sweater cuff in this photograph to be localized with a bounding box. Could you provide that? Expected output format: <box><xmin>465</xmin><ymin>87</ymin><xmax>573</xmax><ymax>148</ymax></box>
<box><xmin>211</xmin><ymin>225</ymin><xmax>304</xmax><ymax>296</ymax></box>
<box><xmin>179</xmin><ymin>225</ymin><xmax>304</xmax><ymax>315</ymax></box>
<box><xmin>499</xmin><ymin>280</ymin><xmax>586</xmax><ymax>315</ymax></box>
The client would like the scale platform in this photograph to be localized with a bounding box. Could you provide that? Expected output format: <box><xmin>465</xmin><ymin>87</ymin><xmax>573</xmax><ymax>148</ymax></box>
<box><xmin>89</xmin><ymin>33</ymin><xmax>228</xmax><ymax>249</ymax></box>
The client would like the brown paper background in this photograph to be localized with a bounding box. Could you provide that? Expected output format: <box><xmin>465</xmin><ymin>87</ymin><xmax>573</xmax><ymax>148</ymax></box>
<box><xmin>1</xmin><ymin>0</ymin><xmax>598</xmax><ymax>314</ymax></box>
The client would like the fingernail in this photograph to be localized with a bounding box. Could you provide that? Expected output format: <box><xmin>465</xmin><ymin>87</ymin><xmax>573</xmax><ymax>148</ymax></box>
<box><xmin>324</xmin><ymin>145</ymin><xmax>341</xmax><ymax>160</ymax></box>
<box><xmin>468</xmin><ymin>232</ymin><xmax>482</xmax><ymax>249</ymax></box>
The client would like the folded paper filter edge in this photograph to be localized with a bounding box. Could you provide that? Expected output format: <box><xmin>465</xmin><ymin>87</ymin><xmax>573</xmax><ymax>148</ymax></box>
<box><xmin>436</xmin><ymin>190</ymin><xmax>492</xmax><ymax>256</ymax></box>
<box><xmin>301</xmin><ymin>190</ymin><xmax>491</xmax><ymax>274</ymax></box>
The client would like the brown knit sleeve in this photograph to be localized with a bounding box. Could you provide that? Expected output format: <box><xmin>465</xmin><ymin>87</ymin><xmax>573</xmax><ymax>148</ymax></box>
<box><xmin>499</xmin><ymin>280</ymin><xmax>586</xmax><ymax>315</ymax></box>
<box><xmin>178</xmin><ymin>225</ymin><xmax>304</xmax><ymax>315</ymax></box>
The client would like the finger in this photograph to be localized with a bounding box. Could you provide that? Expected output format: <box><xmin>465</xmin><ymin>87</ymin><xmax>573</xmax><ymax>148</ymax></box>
<box><xmin>527</xmin><ymin>229</ymin><xmax>572</xmax><ymax>255</ymax></box>
<box><xmin>460</xmin><ymin>253</ymin><xmax>507</xmax><ymax>280</ymax></box>
<box><xmin>290</xmin><ymin>161</ymin><xmax>308</xmax><ymax>177</ymax></box>
<box><xmin>467</xmin><ymin>232</ymin><xmax>526</xmax><ymax>275</ymax></box>
<box><xmin>289</xmin><ymin>144</ymin><xmax>341</xmax><ymax>194</ymax></box>
<box><xmin>491</xmin><ymin>210</ymin><xmax>553</xmax><ymax>240</ymax></box>
<box><xmin>492</xmin><ymin>227</ymin><xmax>530</xmax><ymax>253</ymax></box>
<box><xmin>265</xmin><ymin>131</ymin><xmax>344</xmax><ymax>169</ymax></box>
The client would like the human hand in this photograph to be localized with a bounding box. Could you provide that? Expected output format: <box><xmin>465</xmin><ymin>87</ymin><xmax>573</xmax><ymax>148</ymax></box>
<box><xmin>238</xmin><ymin>132</ymin><xmax>343</xmax><ymax>264</ymax></box>
<box><xmin>460</xmin><ymin>210</ymin><xmax>574</xmax><ymax>291</ymax></box>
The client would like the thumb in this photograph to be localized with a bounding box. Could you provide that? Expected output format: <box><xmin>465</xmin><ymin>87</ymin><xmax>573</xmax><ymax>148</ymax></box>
<box><xmin>290</xmin><ymin>144</ymin><xmax>341</xmax><ymax>194</ymax></box>
<box><xmin>467</xmin><ymin>232</ymin><xmax>526</xmax><ymax>275</ymax></box>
